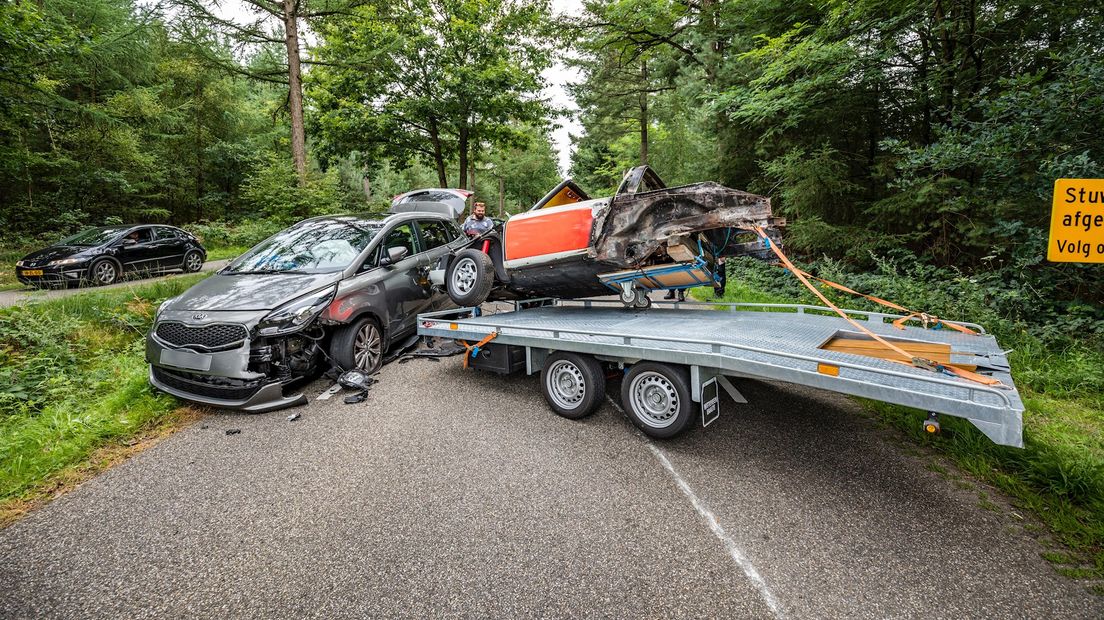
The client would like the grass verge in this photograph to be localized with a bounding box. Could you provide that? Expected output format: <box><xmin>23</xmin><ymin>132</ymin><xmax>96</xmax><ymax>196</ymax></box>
<box><xmin>0</xmin><ymin>275</ymin><xmax>208</xmax><ymax>523</ymax></box>
<box><xmin>692</xmin><ymin>260</ymin><xmax>1104</xmax><ymax>586</ymax></box>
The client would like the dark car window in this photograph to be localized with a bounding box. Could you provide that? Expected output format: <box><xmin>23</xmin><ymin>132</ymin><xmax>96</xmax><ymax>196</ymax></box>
<box><xmin>418</xmin><ymin>220</ymin><xmax>456</xmax><ymax>250</ymax></box>
<box><xmin>379</xmin><ymin>224</ymin><xmax>418</xmax><ymax>261</ymax></box>
<box><xmin>124</xmin><ymin>228</ymin><xmax>154</xmax><ymax>244</ymax></box>
<box><xmin>226</xmin><ymin>219</ymin><xmax>382</xmax><ymax>274</ymax></box>
<box><xmin>154</xmin><ymin>227</ymin><xmax>178</xmax><ymax>241</ymax></box>
<box><xmin>59</xmin><ymin>226</ymin><xmax>130</xmax><ymax>247</ymax></box>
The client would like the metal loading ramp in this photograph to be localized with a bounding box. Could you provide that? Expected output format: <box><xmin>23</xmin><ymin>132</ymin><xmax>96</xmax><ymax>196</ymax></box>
<box><xmin>417</xmin><ymin>301</ymin><xmax>1025</xmax><ymax>448</ymax></box>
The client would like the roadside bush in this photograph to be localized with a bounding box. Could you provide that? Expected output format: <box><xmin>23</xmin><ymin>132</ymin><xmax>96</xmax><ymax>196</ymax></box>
<box><xmin>185</xmin><ymin>218</ymin><xmax>285</xmax><ymax>249</ymax></box>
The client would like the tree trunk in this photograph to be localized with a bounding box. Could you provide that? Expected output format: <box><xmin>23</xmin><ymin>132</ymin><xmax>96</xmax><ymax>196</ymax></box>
<box><xmin>282</xmin><ymin>1</ymin><xmax>308</xmax><ymax>186</ymax></box>
<box><xmin>639</xmin><ymin>62</ymin><xmax>649</xmax><ymax>166</ymax></box>
<box><xmin>457</xmin><ymin>123</ymin><xmax>470</xmax><ymax>189</ymax></box>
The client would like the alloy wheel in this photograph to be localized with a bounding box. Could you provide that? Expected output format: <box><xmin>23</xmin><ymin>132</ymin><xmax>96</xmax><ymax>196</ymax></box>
<box><xmin>353</xmin><ymin>322</ymin><xmax>382</xmax><ymax>371</ymax></box>
<box><xmin>94</xmin><ymin>261</ymin><xmax>116</xmax><ymax>285</ymax></box>
<box><xmin>451</xmin><ymin>257</ymin><xmax>477</xmax><ymax>294</ymax></box>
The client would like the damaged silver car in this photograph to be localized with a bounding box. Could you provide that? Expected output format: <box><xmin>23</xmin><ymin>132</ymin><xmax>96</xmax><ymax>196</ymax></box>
<box><xmin>147</xmin><ymin>212</ymin><xmax>466</xmax><ymax>411</ymax></box>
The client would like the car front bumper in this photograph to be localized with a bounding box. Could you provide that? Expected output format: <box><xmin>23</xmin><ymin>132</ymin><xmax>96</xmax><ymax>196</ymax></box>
<box><xmin>16</xmin><ymin>265</ymin><xmax>88</xmax><ymax>287</ymax></box>
<box><xmin>146</xmin><ymin>329</ymin><xmax>307</xmax><ymax>412</ymax></box>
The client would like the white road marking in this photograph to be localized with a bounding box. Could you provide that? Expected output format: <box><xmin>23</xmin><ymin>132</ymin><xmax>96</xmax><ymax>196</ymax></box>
<box><xmin>607</xmin><ymin>396</ymin><xmax>784</xmax><ymax>618</ymax></box>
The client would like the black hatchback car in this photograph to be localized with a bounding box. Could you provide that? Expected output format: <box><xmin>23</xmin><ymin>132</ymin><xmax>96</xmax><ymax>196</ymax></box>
<box><xmin>16</xmin><ymin>225</ymin><xmax>207</xmax><ymax>289</ymax></box>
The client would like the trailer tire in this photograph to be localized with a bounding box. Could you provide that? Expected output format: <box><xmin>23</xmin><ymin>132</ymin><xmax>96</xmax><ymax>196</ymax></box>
<box><xmin>621</xmin><ymin>362</ymin><xmax>694</xmax><ymax>439</ymax></box>
<box><xmin>447</xmin><ymin>248</ymin><xmax>495</xmax><ymax>307</ymax></box>
<box><xmin>540</xmin><ymin>352</ymin><xmax>605</xmax><ymax>420</ymax></box>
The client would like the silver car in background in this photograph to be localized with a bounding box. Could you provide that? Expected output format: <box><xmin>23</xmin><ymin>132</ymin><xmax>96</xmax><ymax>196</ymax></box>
<box><xmin>146</xmin><ymin>211</ymin><xmax>466</xmax><ymax>411</ymax></box>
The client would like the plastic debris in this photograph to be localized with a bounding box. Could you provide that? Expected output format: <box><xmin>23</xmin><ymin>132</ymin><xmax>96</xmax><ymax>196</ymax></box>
<box><xmin>287</xmin><ymin>412</ymin><xmax>301</xmax><ymax>422</ymax></box>
<box><xmin>225</xmin><ymin>429</ymin><xmax>241</xmax><ymax>436</ymax></box>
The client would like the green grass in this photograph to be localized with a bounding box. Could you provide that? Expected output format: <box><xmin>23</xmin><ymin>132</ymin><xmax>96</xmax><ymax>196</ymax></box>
<box><xmin>0</xmin><ymin>274</ymin><xmax>208</xmax><ymax>510</ymax></box>
<box><xmin>691</xmin><ymin>267</ymin><xmax>1104</xmax><ymax>584</ymax></box>
<box><xmin>204</xmin><ymin>244</ymin><xmax>245</xmax><ymax>262</ymax></box>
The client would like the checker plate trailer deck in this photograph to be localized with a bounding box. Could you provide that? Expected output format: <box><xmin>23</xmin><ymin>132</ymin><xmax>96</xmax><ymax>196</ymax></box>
<box><xmin>417</xmin><ymin>300</ymin><xmax>1024</xmax><ymax>447</ymax></box>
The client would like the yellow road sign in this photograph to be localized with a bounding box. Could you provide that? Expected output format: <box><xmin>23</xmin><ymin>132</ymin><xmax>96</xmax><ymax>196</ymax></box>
<box><xmin>1048</xmin><ymin>179</ymin><xmax>1104</xmax><ymax>263</ymax></box>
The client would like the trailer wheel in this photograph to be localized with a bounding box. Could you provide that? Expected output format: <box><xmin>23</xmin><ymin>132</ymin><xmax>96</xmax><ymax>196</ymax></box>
<box><xmin>540</xmin><ymin>352</ymin><xmax>605</xmax><ymax>419</ymax></box>
<box><xmin>621</xmin><ymin>362</ymin><xmax>694</xmax><ymax>439</ymax></box>
<box><xmin>447</xmin><ymin>248</ymin><xmax>495</xmax><ymax>307</ymax></box>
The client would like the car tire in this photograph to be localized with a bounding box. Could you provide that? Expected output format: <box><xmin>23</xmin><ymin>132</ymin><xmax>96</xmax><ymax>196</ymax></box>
<box><xmin>87</xmin><ymin>258</ymin><xmax>119</xmax><ymax>287</ymax></box>
<box><xmin>540</xmin><ymin>351</ymin><xmax>606</xmax><ymax>420</ymax></box>
<box><xmin>330</xmin><ymin>316</ymin><xmax>384</xmax><ymax>374</ymax></box>
<box><xmin>620</xmin><ymin>362</ymin><xmax>695</xmax><ymax>439</ymax></box>
<box><xmin>447</xmin><ymin>248</ymin><xmax>495</xmax><ymax>307</ymax></box>
<box><xmin>183</xmin><ymin>250</ymin><xmax>204</xmax><ymax>273</ymax></box>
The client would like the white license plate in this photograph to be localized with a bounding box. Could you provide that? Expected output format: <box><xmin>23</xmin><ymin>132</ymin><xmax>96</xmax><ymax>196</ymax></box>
<box><xmin>160</xmin><ymin>348</ymin><xmax>212</xmax><ymax>372</ymax></box>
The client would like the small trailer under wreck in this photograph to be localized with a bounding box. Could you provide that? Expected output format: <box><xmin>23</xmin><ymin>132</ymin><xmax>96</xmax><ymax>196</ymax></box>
<box><xmin>417</xmin><ymin>299</ymin><xmax>1024</xmax><ymax>447</ymax></box>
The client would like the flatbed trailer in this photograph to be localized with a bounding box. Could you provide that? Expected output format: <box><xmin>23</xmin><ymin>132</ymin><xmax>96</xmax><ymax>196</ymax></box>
<box><xmin>416</xmin><ymin>299</ymin><xmax>1024</xmax><ymax>448</ymax></box>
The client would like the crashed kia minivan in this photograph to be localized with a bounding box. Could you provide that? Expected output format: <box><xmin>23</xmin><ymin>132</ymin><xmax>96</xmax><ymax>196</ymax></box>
<box><xmin>146</xmin><ymin>211</ymin><xmax>466</xmax><ymax>411</ymax></box>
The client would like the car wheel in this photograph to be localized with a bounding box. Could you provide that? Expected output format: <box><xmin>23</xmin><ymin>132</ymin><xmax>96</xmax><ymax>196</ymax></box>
<box><xmin>540</xmin><ymin>351</ymin><xmax>606</xmax><ymax>420</ymax></box>
<box><xmin>331</xmin><ymin>317</ymin><xmax>384</xmax><ymax>374</ymax></box>
<box><xmin>183</xmin><ymin>250</ymin><xmax>204</xmax><ymax>273</ymax></box>
<box><xmin>88</xmin><ymin>259</ymin><xmax>119</xmax><ymax>287</ymax></box>
<box><xmin>620</xmin><ymin>362</ymin><xmax>695</xmax><ymax>439</ymax></box>
<box><xmin>446</xmin><ymin>248</ymin><xmax>494</xmax><ymax>307</ymax></box>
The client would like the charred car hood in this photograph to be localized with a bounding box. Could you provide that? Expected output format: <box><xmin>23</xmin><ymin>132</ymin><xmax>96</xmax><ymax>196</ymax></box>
<box><xmin>170</xmin><ymin>272</ymin><xmax>342</xmax><ymax>312</ymax></box>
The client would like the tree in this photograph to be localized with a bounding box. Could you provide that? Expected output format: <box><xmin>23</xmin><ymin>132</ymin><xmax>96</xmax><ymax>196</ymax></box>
<box><xmin>309</xmin><ymin>0</ymin><xmax>553</xmax><ymax>189</ymax></box>
<box><xmin>172</xmin><ymin>0</ymin><xmax>370</xmax><ymax>185</ymax></box>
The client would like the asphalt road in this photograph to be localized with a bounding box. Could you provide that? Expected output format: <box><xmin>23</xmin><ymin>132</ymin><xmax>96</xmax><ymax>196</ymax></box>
<box><xmin>0</xmin><ymin>260</ymin><xmax>229</xmax><ymax>308</ymax></box>
<box><xmin>1</xmin><ymin>357</ymin><xmax>1100</xmax><ymax>618</ymax></box>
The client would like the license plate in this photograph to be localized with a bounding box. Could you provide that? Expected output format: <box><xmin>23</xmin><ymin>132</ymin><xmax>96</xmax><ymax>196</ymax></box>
<box><xmin>160</xmin><ymin>348</ymin><xmax>212</xmax><ymax>372</ymax></box>
<box><xmin>20</xmin><ymin>269</ymin><xmax>43</xmax><ymax>276</ymax></box>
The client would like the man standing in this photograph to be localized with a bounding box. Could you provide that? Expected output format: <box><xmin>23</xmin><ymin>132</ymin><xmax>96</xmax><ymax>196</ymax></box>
<box><xmin>462</xmin><ymin>201</ymin><xmax>494</xmax><ymax>237</ymax></box>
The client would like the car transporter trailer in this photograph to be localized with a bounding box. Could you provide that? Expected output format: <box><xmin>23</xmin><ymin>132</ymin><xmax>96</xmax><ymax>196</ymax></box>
<box><xmin>416</xmin><ymin>299</ymin><xmax>1024</xmax><ymax>448</ymax></box>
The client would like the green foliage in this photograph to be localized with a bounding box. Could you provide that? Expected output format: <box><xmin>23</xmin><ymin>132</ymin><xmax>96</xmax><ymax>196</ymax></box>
<box><xmin>0</xmin><ymin>275</ymin><xmax>206</xmax><ymax>501</ymax></box>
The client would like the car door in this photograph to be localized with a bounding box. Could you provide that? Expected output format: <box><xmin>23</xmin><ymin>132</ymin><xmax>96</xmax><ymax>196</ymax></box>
<box><xmin>117</xmin><ymin>227</ymin><xmax>158</xmax><ymax>275</ymax></box>
<box><xmin>416</xmin><ymin>218</ymin><xmax>465</xmax><ymax>310</ymax></box>
<box><xmin>151</xmin><ymin>226</ymin><xmax>187</xmax><ymax>269</ymax></box>
<box><xmin>373</xmin><ymin>222</ymin><xmax>426</xmax><ymax>337</ymax></box>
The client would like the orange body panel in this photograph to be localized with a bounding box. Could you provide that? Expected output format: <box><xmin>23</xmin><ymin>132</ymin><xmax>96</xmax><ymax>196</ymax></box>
<box><xmin>505</xmin><ymin>205</ymin><xmax>594</xmax><ymax>261</ymax></box>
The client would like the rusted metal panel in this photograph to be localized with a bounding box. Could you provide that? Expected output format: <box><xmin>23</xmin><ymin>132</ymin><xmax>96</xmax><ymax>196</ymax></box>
<box><xmin>590</xmin><ymin>181</ymin><xmax>779</xmax><ymax>267</ymax></box>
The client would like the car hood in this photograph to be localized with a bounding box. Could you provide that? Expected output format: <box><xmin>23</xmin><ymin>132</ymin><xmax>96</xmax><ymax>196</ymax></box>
<box><xmin>169</xmin><ymin>272</ymin><xmax>342</xmax><ymax>312</ymax></box>
<box><xmin>20</xmin><ymin>246</ymin><xmax>95</xmax><ymax>266</ymax></box>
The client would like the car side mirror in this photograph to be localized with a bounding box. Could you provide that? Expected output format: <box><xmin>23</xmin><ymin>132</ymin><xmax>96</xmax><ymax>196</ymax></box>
<box><xmin>380</xmin><ymin>246</ymin><xmax>409</xmax><ymax>266</ymax></box>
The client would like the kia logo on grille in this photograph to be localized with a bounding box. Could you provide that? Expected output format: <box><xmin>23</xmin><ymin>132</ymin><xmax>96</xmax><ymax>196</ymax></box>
<box><xmin>191</xmin><ymin>313</ymin><xmax>208</xmax><ymax>321</ymax></box>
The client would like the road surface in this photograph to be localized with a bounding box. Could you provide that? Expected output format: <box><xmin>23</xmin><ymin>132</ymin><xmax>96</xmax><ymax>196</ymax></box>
<box><xmin>1</xmin><ymin>357</ymin><xmax>1099</xmax><ymax>618</ymax></box>
<box><xmin>0</xmin><ymin>260</ymin><xmax>229</xmax><ymax>308</ymax></box>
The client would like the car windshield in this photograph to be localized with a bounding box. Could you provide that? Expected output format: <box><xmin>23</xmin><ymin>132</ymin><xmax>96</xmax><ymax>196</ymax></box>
<box><xmin>225</xmin><ymin>219</ymin><xmax>382</xmax><ymax>274</ymax></box>
<box><xmin>59</xmin><ymin>226</ymin><xmax>130</xmax><ymax>247</ymax></box>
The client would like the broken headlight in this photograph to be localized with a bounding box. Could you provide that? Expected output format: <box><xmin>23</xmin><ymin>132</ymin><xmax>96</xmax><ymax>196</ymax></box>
<box><xmin>256</xmin><ymin>285</ymin><xmax>336</xmax><ymax>337</ymax></box>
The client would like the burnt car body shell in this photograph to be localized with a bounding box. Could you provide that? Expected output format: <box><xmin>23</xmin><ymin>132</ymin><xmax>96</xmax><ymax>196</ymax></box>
<box><xmin>146</xmin><ymin>212</ymin><xmax>465</xmax><ymax>411</ymax></box>
<box><xmin>16</xmin><ymin>225</ymin><xmax>206</xmax><ymax>288</ymax></box>
<box><xmin>433</xmin><ymin>166</ymin><xmax>782</xmax><ymax>301</ymax></box>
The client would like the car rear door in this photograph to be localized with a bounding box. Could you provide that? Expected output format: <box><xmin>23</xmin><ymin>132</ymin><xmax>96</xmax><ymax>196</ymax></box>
<box><xmin>151</xmin><ymin>226</ymin><xmax>186</xmax><ymax>269</ymax></box>
<box><xmin>416</xmin><ymin>218</ymin><xmax>465</xmax><ymax>310</ymax></box>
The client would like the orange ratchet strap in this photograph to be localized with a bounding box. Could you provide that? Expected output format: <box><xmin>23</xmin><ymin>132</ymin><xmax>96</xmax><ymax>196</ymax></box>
<box><xmin>460</xmin><ymin>332</ymin><xmax>498</xmax><ymax>369</ymax></box>
<box><xmin>752</xmin><ymin>227</ymin><xmax>1003</xmax><ymax>388</ymax></box>
<box><xmin>779</xmin><ymin>265</ymin><xmax>978</xmax><ymax>335</ymax></box>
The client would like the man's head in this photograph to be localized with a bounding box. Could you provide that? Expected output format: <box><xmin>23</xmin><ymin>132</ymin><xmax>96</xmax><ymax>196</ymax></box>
<box><xmin>473</xmin><ymin>202</ymin><xmax>486</xmax><ymax>219</ymax></box>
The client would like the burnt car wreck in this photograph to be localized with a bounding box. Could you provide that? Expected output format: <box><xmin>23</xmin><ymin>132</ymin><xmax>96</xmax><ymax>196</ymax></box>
<box><xmin>435</xmin><ymin>166</ymin><xmax>784</xmax><ymax>308</ymax></box>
